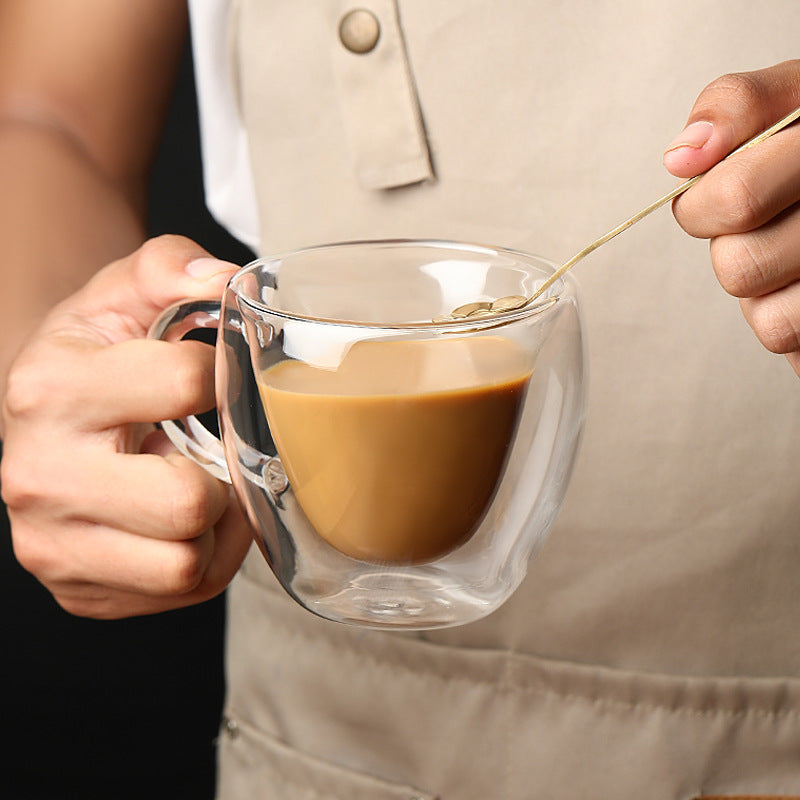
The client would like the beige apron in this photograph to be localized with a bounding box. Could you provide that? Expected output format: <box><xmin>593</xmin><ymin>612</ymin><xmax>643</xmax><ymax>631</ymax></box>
<box><xmin>217</xmin><ymin>2</ymin><xmax>800</xmax><ymax>797</ymax></box>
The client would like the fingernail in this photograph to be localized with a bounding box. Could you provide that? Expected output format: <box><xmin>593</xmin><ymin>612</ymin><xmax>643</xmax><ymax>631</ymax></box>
<box><xmin>185</xmin><ymin>257</ymin><xmax>235</xmax><ymax>280</ymax></box>
<box><xmin>663</xmin><ymin>121</ymin><xmax>714</xmax><ymax>155</ymax></box>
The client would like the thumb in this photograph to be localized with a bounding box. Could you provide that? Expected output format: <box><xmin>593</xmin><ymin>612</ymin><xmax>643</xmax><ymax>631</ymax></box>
<box><xmin>663</xmin><ymin>59</ymin><xmax>800</xmax><ymax>178</ymax></box>
<box><xmin>50</xmin><ymin>234</ymin><xmax>240</xmax><ymax>344</ymax></box>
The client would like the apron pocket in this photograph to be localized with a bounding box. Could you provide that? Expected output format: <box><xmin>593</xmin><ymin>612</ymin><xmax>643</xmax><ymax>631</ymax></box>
<box><xmin>217</xmin><ymin>713</ymin><xmax>436</xmax><ymax>800</ymax></box>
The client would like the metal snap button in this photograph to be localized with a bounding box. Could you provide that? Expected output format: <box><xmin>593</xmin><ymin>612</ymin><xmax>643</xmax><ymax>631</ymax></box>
<box><xmin>339</xmin><ymin>9</ymin><xmax>380</xmax><ymax>54</ymax></box>
<box><xmin>222</xmin><ymin>716</ymin><xmax>240</xmax><ymax>739</ymax></box>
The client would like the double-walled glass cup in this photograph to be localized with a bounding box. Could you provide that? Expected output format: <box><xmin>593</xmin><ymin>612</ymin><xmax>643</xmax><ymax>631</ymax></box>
<box><xmin>150</xmin><ymin>240</ymin><xmax>586</xmax><ymax>629</ymax></box>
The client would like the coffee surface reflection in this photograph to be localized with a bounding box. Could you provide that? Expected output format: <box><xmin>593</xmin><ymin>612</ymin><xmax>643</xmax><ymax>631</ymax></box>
<box><xmin>258</xmin><ymin>336</ymin><xmax>532</xmax><ymax>563</ymax></box>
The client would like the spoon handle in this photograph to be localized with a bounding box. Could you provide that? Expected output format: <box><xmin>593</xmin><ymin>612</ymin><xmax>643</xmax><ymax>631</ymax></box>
<box><xmin>526</xmin><ymin>104</ymin><xmax>800</xmax><ymax>304</ymax></box>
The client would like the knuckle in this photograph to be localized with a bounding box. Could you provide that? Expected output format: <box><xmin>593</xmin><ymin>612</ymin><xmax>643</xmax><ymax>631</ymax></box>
<box><xmin>170</xmin><ymin>349</ymin><xmax>214</xmax><ymax>417</ymax></box>
<box><xmin>169</xmin><ymin>472</ymin><xmax>215</xmax><ymax>538</ymax></box>
<box><xmin>11</xmin><ymin>527</ymin><xmax>57</xmax><ymax>580</ymax></box>
<box><xmin>134</xmin><ymin>235</ymin><xmax>198</xmax><ymax>286</ymax></box>
<box><xmin>162</xmin><ymin>540</ymin><xmax>207</xmax><ymax>594</ymax></box>
<box><xmin>134</xmin><ymin>237</ymin><xmax>166</xmax><ymax>278</ymax></box>
<box><xmin>137</xmin><ymin>234</ymin><xmax>193</xmax><ymax>266</ymax></box>
<box><xmin>0</xmin><ymin>469</ymin><xmax>23</xmax><ymax>512</ymax></box>
<box><xmin>709</xmin><ymin>165</ymin><xmax>765</xmax><ymax>232</ymax></box>
<box><xmin>0</xmin><ymin>476</ymin><xmax>31</xmax><ymax>513</ymax></box>
<box><xmin>710</xmin><ymin>235</ymin><xmax>768</xmax><ymax>297</ymax></box>
<box><xmin>1</xmin><ymin>457</ymin><xmax>37</xmax><ymax>512</ymax></box>
<box><xmin>3</xmin><ymin>359</ymin><xmax>53</xmax><ymax>419</ymax></box>
<box><xmin>708</xmin><ymin>71</ymin><xmax>763</xmax><ymax>106</ymax></box>
<box><xmin>749</xmin><ymin>300</ymin><xmax>800</xmax><ymax>354</ymax></box>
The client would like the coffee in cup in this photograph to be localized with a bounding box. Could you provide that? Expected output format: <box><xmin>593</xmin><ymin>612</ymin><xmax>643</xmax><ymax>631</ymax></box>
<box><xmin>257</xmin><ymin>335</ymin><xmax>532</xmax><ymax>563</ymax></box>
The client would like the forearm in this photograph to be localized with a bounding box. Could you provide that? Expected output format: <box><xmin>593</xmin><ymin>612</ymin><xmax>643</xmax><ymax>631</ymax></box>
<box><xmin>0</xmin><ymin>120</ymin><xmax>146</xmax><ymax>401</ymax></box>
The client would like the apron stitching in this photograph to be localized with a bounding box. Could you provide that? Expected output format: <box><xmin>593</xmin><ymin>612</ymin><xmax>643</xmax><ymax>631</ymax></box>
<box><xmin>238</xmin><ymin>575</ymin><xmax>800</xmax><ymax>720</ymax></box>
<box><xmin>516</xmin><ymin>686</ymin><xmax>800</xmax><ymax>721</ymax></box>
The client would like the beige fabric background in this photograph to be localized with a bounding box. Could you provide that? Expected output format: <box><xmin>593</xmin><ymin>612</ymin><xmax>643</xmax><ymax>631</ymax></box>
<box><xmin>215</xmin><ymin>2</ymin><xmax>800</xmax><ymax>798</ymax></box>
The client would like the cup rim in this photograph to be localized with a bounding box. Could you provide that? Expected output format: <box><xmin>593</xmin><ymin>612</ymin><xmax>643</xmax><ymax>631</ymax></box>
<box><xmin>231</xmin><ymin>238</ymin><xmax>568</xmax><ymax>331</ymax></box>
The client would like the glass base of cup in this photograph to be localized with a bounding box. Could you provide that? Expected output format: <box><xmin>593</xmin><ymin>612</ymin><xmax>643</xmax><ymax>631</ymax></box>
<box><xmin>301</xmin><ymin>571</ymin><xmax>492</xmax><ymax>630</ymax></box>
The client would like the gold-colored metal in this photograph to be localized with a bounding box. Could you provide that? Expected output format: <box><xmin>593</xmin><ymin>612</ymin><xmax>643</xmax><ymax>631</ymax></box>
<box><xmin>439</xmin><ymin>104</ymin><xmax>800</xmax><ymax>323</ymax></box>
<box><xmin>451</xmin><ymin>301</ymin><xmax>492</xmax><ymax>318</ymax></box>
<box><xmin>490</xmin><ymin>295</ymin><xmax>527</xmax><ymax>312</ymax></box>
<box><xmin>436</xmin><ymin>296</ymin><xmax>557</xmax><ymax>325</ymax></box>
<box><xmin>339</xmin><ymin>9</ymin><xmax>381</xmax><ymax>54</ymax></box>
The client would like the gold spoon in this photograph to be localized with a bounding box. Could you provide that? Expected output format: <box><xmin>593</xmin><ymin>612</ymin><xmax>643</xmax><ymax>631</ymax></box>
<box><xmin>442</xmin><ymin>104</ymin><xmax>800</xmax><ymax>322</ymax></box>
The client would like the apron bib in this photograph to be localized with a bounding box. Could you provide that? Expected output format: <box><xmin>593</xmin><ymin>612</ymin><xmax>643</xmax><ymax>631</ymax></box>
<box><xmin>217</xmin><ymin>2</ymin><xmax>800</xmax><ymax>796</ymax></box>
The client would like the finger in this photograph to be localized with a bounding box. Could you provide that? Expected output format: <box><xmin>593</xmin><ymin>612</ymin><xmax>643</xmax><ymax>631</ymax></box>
<box><xmin>709</xmin><ymin>203</ymin><xmax>800</xmax><ymax>298</ymax></box>
<box><xmin>739</xmin><ymin>279</ymin><xmax>800</xmax><ymax>355</ymax></box>
<box><xmin>84</xmin><ymin>450</ymin><xmax>231</xmax><ymax>540</ymax></box>
<box><xmin>52</xmin><ymin>584</ymin><xmax>213</xmax><ymax>620</ymax></box>
<box><xmin>4</xmin><ymin>336</ymin><xmax>218</xmax><ymax>430</ymax></box>
<box><xmin>663</xmin><ymin>59</ymin><xmax>800</xmax><ymax>178</ymax></box>
<box><xmin>51</xmin><ymin>579</ymin><xmax>218</xmax><ymax>620</ymax></box>
<box><xmin>46</xmin><ymin>235</ymin><xmax>240</xmax><ymax>344</ymax></box>
<box><xmin>8</xmin><ymin>435</ymin><xmax>231</xmax><ymax>540</ymax></box>
<box><xmin>672</xmin><ymin>124</ymin><xmax>800</xmax><ymax>239</ymax></box>
<box><xmin>10</xmin><ymin>514</ymin><xmax>216</xmax><ymax>601</ymax></box>
<box><xmin>34</xmin><ymin>504</ymin><xmax>251</xmax><ymax>620</ymax></box>
<box><xmin>81</xmin><ymin>338</ymin><xmax>217</xmax><ymax>427</ymax></box>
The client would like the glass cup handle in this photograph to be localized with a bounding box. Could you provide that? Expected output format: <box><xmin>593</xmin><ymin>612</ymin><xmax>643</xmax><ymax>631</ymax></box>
<box><xmin>147</xmin><ymin>299</ymin><xmax>231</xmax><ymax>484</ymax></box>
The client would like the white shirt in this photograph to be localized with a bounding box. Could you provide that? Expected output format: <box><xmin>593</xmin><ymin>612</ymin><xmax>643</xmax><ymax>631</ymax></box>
<box><xmin>187</xmin><ymin>0</ymin><xmax>260</xmax><ymax>251</ymax></box>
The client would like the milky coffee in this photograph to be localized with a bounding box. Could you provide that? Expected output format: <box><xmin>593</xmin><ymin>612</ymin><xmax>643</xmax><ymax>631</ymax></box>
<box><xmin>257</xmin><ymin>336</ymin><xmax>531</xmax><ymax>563</ymax></box>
